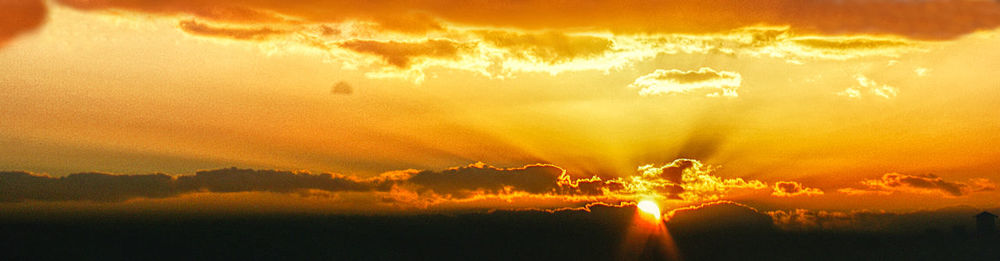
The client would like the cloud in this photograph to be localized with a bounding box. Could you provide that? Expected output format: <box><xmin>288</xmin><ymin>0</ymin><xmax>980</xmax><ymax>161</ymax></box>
<box><xmin>0</xmin><ymin>0</ymin><xmax>47</xmax><ymax>48</ymax></box>
<box><xmin>767</xmin><ymin>205</ymin><xmax>993</xmax><ymax>233</ymax></box>
<box><xmin>177</xmin><ymin>20</ymin><xmax>290</xmax><ymax>40</ymax></box>
<box><xmin>838</xmin><ymin>74</ymin><xmax>899</xmax><ymax>99</ymax></box>
<box><xmin>0</xmin><ymin>171</ymin><xmax>177</xmax><ymax>202</ymax></box>
<box><xmin>337</xmin><ymin>39</ymin><xmax>468</xmax><ymax>68</ymax></box>
<box><xmin>838</xmin><ymin>173</ymin><xmax>996</xmax><ymax>197</ymax></box>
<box><xmin>403</xmin><ymin>162</ymin><xmax>565</xmax><ymax>198</ymax></box>
<box><xmin>475</xmin><ymin>31</ymin><xmax>614</xmax><ymax>64</ymax></box>
<box><xmin>331</xmin><ymin>81</ymin><xmax>353</xmax><ymax>95</ymax></box>
<box><xmin>0</xmin><ymin>168</ymin><xmax>380</xmax><ymax>202</ymax></box>
<box><xmin>53</xmin><ymin>0</ymin><xmax>1000</xmax><ymax>40</ymax></box>
<box><xmin>771</xmin><ymin>181</ymin><xmax>824</xmax><ymax>197</ymax></box>
<box><xmin>26</xmin><ymin>2</ymin><xmax>925</xmax><ymax>83</ymax></box>
<box><xmin>0</xmin><ymin>159</ymin><xmax>807</xmax><ymax>208</ymax></box>
<box><xmin>629</xmin><ymin>68</ymin><xmax>742</xmax><ymax>97</ymax></box>
<box><xmin>634</xmin><ymin>159</ymin><xmax>767</xmax><ymax>201</ymax></box>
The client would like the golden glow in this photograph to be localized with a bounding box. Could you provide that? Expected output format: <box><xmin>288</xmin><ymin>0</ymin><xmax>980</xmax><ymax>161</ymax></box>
<box><xmin>637</xmin><ymin>200</ymin><xmax>661</xmax><ymax>219</ymax></box>
<box><xmin>1</xmin><ymin>0</ymin><xmax>1000</xmax><ymax>214</ymax></box>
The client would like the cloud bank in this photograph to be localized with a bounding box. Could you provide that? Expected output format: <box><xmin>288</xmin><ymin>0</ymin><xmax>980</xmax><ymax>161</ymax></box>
<box><xmin>52</xmin><ymin>0</ymin><xmax>1000</xmax><ymax>40</ymax></box>
<box><xmin>0</xmin><ymin>159</ymin><xmax>777</xmax><ymax>207</ymax></box>
<box><xmin>839</xmin><ymin>173</ymin><xmax>996</xmax><ymax>197</ymax></box>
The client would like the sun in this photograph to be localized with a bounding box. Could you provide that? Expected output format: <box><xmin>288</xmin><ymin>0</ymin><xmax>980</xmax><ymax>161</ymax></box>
<box><xmin>637</xmin><ymin>200</ymin><xmax>661</xmax><ymax>219</ymax></box>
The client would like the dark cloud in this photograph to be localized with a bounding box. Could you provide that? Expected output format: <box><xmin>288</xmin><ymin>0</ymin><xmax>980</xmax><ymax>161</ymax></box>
<box><xmin>405</xmin><ymin>163</ymin><xmax>564</xmax><ymax>197</ymax></box>
<box><xmin>0</xmin><ymin>0</ymin><xmax>47</xmax><ymax>48</ymax></box>
<box><xmin>331</xmin><ymin>81</ymin><xmax>352</xmax><ymax>95</ymax></box>
<box><xmin>0</xmin><ymin>163</ymin><xmax>616</xmax><ymax>202</ymax></box>
<box><xmin>0</xmin><ymin>159</ymin><xmax>795</xmax><ymax>205</ymax></box>
<box><xmin>0</xmin><ymin>171</ymin><xmax>176</xmax><ymax>202</ymax></box>
<box><xmin>177</xmin><ymin>168</ymin><xmax>378</xmax><ymax>193</ymax></box>
<box><xmin>772</xmin><ymin>181</ymin><xmax>824</xmax><ymax>197</ymax></box>
<box><xmin>178</xmin><ymin>20</ymin><xmax>290</xmax><ymax>40</ymax></box>
<box><xmin>337</xmin><ymin>39</ymin><xmax>467</xmax><ymax>68</ymax></box>
<box><xmin>0</xmin><ymin>168</ymin><xmax>378</xmax><ymax>202</ymax></box>
<box><xmin>767</xmin><ymin>205</ymin><xmax>998</xmax><ymax>233</ymax></box>
<box><xmin>839</xmin><ymin>173</ymin><xmax>996</xmax><ymax>197</ymax></box>
<box><xmin>651</xmin><ymin>158</ymin><xmax>696</xmax><ymax>183</ymax></box>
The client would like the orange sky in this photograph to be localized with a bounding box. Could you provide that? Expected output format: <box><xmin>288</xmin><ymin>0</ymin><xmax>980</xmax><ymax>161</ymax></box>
<box><xmin>2</xmin><ymin>0</ymin><xmax>1000</xmax><ymax>215</ymax></box>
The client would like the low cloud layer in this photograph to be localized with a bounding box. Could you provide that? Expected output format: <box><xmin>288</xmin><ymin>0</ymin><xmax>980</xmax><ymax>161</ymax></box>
<box><xmin>0</xmin><ymin>159</ymin><xmax>783</xmax><ymax>208</ymax></box>
<box><xmin>629</xmin><ymin>68</ymin><xmax>742</xmax><ymax>97</ymax></box>
<box><xmin>767</xmin><ymin>205</ymin><xmax>1000</xmax><ymax>233</ymax></box>
<box><xmin>839</xmin><ymin>173</ymin><xmax>996</xmax><ymax>197</ymax></box>
<box><xmin>0</xmin><ymin>168</ymin><xmax>381</xmax><ymax>202</ymax></box>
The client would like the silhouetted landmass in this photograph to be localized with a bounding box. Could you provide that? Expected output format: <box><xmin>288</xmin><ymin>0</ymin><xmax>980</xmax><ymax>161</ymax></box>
<box><xmin>1</xmin><ymin>204</ymin><xmax>998</xmax><ymax>260</ymax></box>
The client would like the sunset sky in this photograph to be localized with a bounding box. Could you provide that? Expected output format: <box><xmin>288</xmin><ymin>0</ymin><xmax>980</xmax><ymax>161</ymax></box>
<box><xmin>3</xmin><ymin>0</ymin><xmax>1000</xmax><ymax>224</ymax></box>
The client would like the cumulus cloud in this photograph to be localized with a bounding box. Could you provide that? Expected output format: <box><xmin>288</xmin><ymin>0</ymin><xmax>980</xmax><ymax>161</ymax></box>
<box><xmin>771</xmin><ymin>181</ymin><xmax>824</xmax><ymax>197</ymax></box>
<box><xmin>838</xmin><ymin>173</ymin><xmax>996</xmax><ymax>197</ymax></box>
<box><xmin>629</xmin><ymin>68</ymin><xmax>742</xmax><ymax>97</ymax></box>
<box><xmin>0</xmin><ymin>0</ymin><xmax>47</xmax><ymax>48</ymax></box>
<box><xmin>633</xmin><ymin>159</ymin><xmax>767</xmax><ymax>201</ymax></box>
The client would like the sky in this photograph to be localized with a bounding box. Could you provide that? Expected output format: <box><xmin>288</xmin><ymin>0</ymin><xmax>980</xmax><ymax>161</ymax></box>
<box><xmin>3</xmin><ymin>0</ymin><xmax>1000</xmax><ymax>224</ymax></box>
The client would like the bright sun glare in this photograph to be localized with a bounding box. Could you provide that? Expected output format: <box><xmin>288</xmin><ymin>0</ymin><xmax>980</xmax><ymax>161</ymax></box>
<box><xmin>637</xmin><ymin>200</ymin><xmax>661</xmax><ymax>219</ymax></box>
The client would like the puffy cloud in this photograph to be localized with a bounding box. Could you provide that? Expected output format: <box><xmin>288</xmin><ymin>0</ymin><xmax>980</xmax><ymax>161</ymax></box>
<box><xmin>629</xmin><ymin>68</ymin><xmax>742</xmax><ymax>97</ymax></box>
<box><xmin>633</xmin><ymin>159</ymin><xmax>767</xmax><ymax>201</ymax></box>
<box><xmin>0</xmin><ymin>0</ymin><xmax>47</xmax><ymax>47</ymax></box>
<box><xmin>838</xmin><ymin>74</ymin><xmax>899</xmax><ymax>99</ymax></box>
<box><xmin>53</xmin><ymin>0</ymin><xmax>1000</xmax><ymax>40</ymax></box>
<box><xmin>838</xmin><ymin>173</ymin><xmax>996</xmax><ymax>197</ymax></box>
<box><xmin>771</xmin><ymin>181</ymin><xmax>824</xmax><ymax>197</ymax></box>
